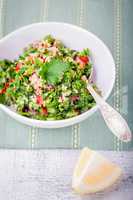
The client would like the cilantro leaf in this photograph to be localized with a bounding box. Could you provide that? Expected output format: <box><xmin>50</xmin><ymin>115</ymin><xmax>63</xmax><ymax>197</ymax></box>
<box><xmin>40</xmin><ymin>58</ymin><xmax>70</xmax><ymax>84</ymax></box>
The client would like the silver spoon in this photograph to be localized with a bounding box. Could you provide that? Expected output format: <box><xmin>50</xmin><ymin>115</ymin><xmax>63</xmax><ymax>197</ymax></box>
<box><xmin>86</xmin><ymin>68</ymin><xmax>132</xmax><ymax>143</ymax></box>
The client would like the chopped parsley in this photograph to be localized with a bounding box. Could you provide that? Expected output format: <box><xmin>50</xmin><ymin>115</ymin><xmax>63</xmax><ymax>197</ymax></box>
<box><xmin>0</xmin><ymin>35</ymin><xmax>98</xmax><ymax>120</ymax></box>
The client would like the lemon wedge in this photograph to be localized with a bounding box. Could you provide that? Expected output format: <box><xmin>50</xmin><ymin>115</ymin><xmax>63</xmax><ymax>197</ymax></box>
<box><xmin>72</xmin><ymin>147</ymin><xmax>122</xmax><ymax>194</ymax></box>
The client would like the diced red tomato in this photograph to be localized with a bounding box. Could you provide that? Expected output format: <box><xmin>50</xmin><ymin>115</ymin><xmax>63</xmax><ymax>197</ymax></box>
<box><xmin>79</xmin><ymin>56</ymin><xmax>89</xmax><ymax>64</ymax></box>
<box><xmin>15</xmin><ymin>63</ymin><xmax>22</xmax><ymax>72</ymax></box>
<box><xmin>0</xmin><ymin>81</ymin><xmax>11</xmax><ymax>94</ymax></box>
<box><xmin>36</xmin><ymin>95</ymin><xmax>43</xmax><ymax>105</ymax></box>
<box><xmin>5</xmin><ymin>82</ymin><xmax>9</xmax><ymax>88</ymax></box>
<box><xmin>0</xmin><ymin>87</ymin><xmax>6</xmax><ymax>94</ymax></box>
<box><xmin>76</xmin><ymin>56</ymin><xmax>89</xmax><ymax>69</ymax></box>
<box><xmin>42</xmin><ymin>107</ymin><xmax>48</xmax><ymax>116</ymax></box>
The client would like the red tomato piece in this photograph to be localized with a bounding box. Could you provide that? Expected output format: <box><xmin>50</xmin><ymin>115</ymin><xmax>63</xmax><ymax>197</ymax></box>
<box><xmin>42</xmin><ymin>107</ymin><xmax>48</xmax><ymax>116</ymax></box>
<box><xmin>0</xmin><ymin>81</ymin><xmax>11</xmax><ymax>94</ymax></box>
<box><xmin>15</xmin><ymin>63</ymin><xmax>22</xmax><ymax>72</ymax></box>
<box><xmin>36</xmin><ymin>95</ymin><xmax>43</xmax><ymax>105</ymax></box>
<box><xmin>0</xmin><ymin>88</ymin><xmax>6</xmax><ymax>94</ymax></box>
<box><xmin>79</xmin><ymin>56</ymin><xmax>89</xmax><ymax>64</ymax></box>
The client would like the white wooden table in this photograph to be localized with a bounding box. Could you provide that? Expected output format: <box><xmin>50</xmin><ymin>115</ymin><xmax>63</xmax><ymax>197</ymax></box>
<box><xmin>0</xmin><ymin>150</ymin><xmax>132</xmax><ymax>200</ymax></box>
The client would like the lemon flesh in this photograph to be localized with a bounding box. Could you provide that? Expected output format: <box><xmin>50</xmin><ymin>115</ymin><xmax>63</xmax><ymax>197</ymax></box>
<box><xmin>72</xmin><ymin>147</ymin><xmax>122</xmax><ymax>194</ymax></box>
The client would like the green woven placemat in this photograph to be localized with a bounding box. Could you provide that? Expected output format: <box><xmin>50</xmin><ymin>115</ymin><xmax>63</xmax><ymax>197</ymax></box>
<box><xmin>0</xmin><ymin>0</ymin><xmax>132</xmax><ymax>150</ymax></box>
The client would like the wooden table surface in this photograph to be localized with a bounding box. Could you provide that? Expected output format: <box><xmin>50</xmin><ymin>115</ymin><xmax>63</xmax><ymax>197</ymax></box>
<box><xmin>0</xmin><ymin>150</ymin><xmax>132</xmax><ymax>200</ymax></box>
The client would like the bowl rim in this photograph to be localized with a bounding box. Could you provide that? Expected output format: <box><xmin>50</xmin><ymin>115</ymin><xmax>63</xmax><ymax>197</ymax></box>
<box><xmin>0</xmin><ymin>22</ymin><xmax>116</xmax><ymax>128</ymax></box>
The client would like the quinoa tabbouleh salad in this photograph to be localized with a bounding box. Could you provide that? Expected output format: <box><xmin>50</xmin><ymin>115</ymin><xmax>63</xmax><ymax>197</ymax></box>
<box><xmin>0</xmin><ymin>35</ymin><xmax>99</xmax><ymax>120</ymax></box>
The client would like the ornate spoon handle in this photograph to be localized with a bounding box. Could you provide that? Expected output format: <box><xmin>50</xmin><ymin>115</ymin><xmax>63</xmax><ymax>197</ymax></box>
<box><xmin>87</xmin><ymin>84</ymin><xmax>132</xmax><ymax>142</ymax></box>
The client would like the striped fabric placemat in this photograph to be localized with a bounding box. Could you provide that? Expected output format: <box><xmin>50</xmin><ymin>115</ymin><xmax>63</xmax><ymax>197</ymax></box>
<box><xmin>0</xmin><ymin>0</ymin><xmax>132</xmax><ymax>150</ymax></box>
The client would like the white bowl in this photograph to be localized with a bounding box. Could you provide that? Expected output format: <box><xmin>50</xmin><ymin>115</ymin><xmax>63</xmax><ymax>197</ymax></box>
<box><xmin>0</xmin><ymin>22</ymin><xmax>115</xmax><ymax>128</ymax></box>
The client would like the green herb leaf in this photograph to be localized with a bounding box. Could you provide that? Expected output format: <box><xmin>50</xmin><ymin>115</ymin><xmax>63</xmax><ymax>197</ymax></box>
<box><xmin>43</xmin><ymin>35</ymin><xmax>55</xmax><ymax>44</ymax></box>
<box><xmin>79</xmin><ymin>48</ymin><xmax>90</xmax><ymax>56</ymax></box>
<box><xmin>0</xmin><ymin>94</ymin><xmax>5</xmax><ymax>104</ymax></box>
<box><xmin>40</xmin><ymin>58</ymin><xmax>70</xmax><ymax>84</ymax></box>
